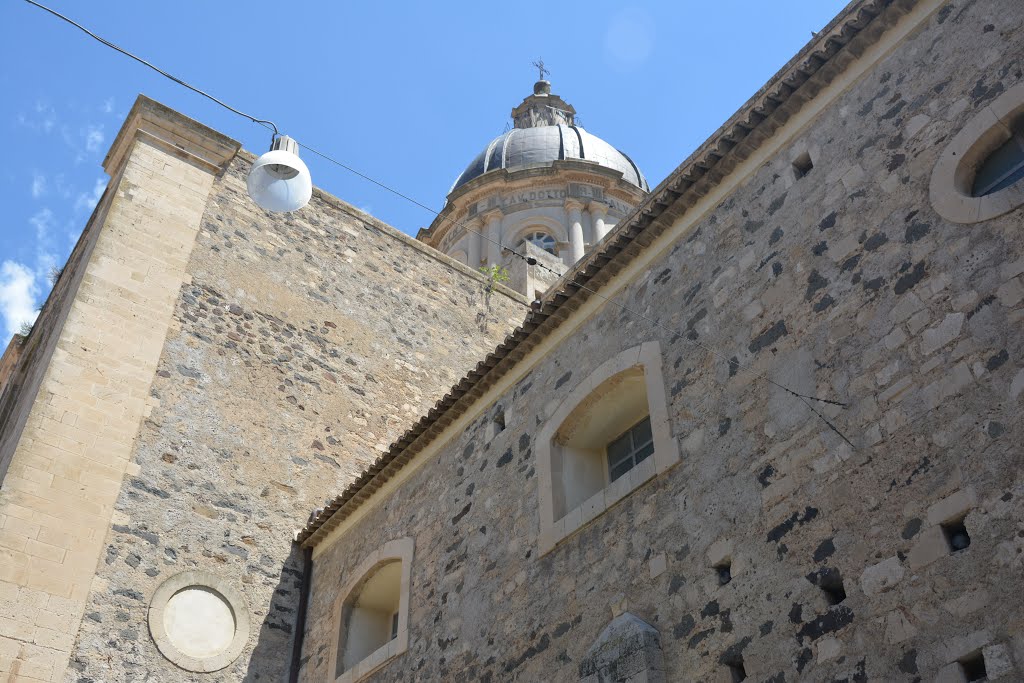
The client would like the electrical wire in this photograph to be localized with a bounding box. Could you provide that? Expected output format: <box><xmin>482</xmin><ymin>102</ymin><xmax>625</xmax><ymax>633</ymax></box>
<box><xmin>22</xmin><ymin>0</ymin><xmax>853</xmax><ymax>446</ymax></box>
<box><xmin>22</xmin><ymin>0</ymin><xmax>280</xmax><ymax>143</ymax></box>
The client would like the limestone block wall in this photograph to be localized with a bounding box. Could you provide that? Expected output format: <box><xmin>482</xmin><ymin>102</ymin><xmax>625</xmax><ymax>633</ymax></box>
<box><xmin>303</xmin><ymin>1</ymin><xmax>1024</xmax><ymax>681</ymax></box>
<box><xmin>0</xmin><ymin>105</ymin><xmax>227</xmax><ymax>682</ymax></box>
<box><xmin>63</xmin><ymin>151</ymin><xmax>527</xmax><ymax>680</ymax></box>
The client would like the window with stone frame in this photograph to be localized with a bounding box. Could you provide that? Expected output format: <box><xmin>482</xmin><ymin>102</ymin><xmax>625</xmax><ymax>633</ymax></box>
<box><xmin>930</xmin><ymin>82</ymin><xmax>1024</xmax><ymax>223</ymax></box>
<box><xmin>971</xmin><ymin>116</ymin><xmax>1024</xmax><ymax>197</ymax></box>
<box><xmin>536</xmin><ymin>342</ymin><xmax>680</xmax><ymax>555</ymax></box>
<box><xmin>607</xmin><ymin>417</ymin><xmax>655</xmax><ymax>483</ymax></box>
<box><xmin>330</xmin><ymin>537</ymin><xmax>413</xmax><ymax>683</ymax></box>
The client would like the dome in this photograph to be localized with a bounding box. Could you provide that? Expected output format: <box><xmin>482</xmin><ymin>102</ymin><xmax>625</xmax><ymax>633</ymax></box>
<box><xmin>450</xmin><ymin>124</ymin><xmax>649</xmax><ymax>194</ymax></box>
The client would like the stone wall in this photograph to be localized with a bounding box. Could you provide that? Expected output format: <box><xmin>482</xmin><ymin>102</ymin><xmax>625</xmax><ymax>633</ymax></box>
<box><xmin>64</xmin><ymin>145</ymin><xmax>526</xmax><ymax>681</ymax></box>
<box><xmin>0</xmin><ymin>100</ymin><xmax>228</xmax><ymax>683</ymax></box>
<box><xmin>303</xmin><ymin>2</ymin><xmax>1024</xmax><ymax>681</ymax></box>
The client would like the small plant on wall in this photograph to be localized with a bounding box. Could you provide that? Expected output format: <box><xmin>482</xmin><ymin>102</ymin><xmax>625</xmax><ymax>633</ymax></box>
<box><xmin>477</xmin><ymin>265</ymin><xmax>510</xmax><ymax>333</ymax></box>
<box><xmin>478</xmin><ymin>264</ymin><xmax>510</xmax><ymax>290</ymax></box>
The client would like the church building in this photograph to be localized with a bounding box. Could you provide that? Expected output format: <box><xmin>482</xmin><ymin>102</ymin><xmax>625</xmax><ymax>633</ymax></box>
<box><xmin>0</xmin><ymin>0</ymin><xmax>1022</xmax><ymax>681</ymax></box>
<box><xmin>417</xmin><ymin>74</ymin><xmax>649</xmax><ymax>298</ymax></box>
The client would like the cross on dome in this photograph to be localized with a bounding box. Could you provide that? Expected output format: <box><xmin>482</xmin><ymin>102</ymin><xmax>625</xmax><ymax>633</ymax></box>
<box><xmin>532</xmin><ymin>58</ymin><xmax>550</xmax><ymax>82</ymax></box>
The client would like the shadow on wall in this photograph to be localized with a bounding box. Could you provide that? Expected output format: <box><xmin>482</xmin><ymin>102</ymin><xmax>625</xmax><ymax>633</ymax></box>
<box><xmin>243</xmin><ymin>542</ymin><xmax>308</xmax><ymax>682</ymax></box>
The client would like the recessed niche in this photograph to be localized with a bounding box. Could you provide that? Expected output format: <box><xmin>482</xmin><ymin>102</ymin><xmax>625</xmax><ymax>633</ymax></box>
<box><xmin>958</xmin><ymin>650</ymin><xmax>987</xmax><ymax>682</ymax></box>
<box><xmin>942</xmin><ymin>518</ymin><xmax>971</xmax><ymax>552</ymax></box>
<box><xmin>792</xmin><ymin>151</ymin><xmax>814</xmax><ymax>180</ymax></box>
<box><xmin>714</xmin><ymin>561</ymin><xmax>732</xmax><ymax>586</ymax></box>
<box><xmin>486</xmin><ymin>408</ymin><xmax>507</xmax><ymax>441</ymax></box>
<box><xmin>725</xmin><ymin>657</ymin><xmax>747</xmax><ymax>682</ymax></box>
<box><xmin>807</xmin><ymin>567</ymin><xmax>846</xmax><ymax>605</ymax></box>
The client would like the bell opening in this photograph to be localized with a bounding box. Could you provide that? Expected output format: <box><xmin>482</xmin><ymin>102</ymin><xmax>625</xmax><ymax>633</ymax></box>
<box><xmin>265</xmin><ymin>163</ymin><xmax>300</xmax><ymax>180</ymax></box>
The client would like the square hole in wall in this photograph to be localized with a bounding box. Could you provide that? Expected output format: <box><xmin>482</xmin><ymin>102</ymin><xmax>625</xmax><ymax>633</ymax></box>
<box><xmin>792</xmin><ymin>151</ymin><xmax>814</xmax><ymax>179</ymax></box>
<box><xmin>484</xmin><ymin>409</ymin><xmax>507</xmax><ymax>442</ymax></box>
<box><xmin>807</xmin><ymin>567</ymin><xmax>846</xmax><ymax>605</ymax></box>
<box><xmin>714</xmin><ymin>560</ymin><xmax>732</xmax><ymax>586</ymax></box>
<box><xmin>941</xmin><ymin>517</ymin><xmax>971</xmax><ymax>553</ymax></box>
<box><xmin>958</xmin><ymin>650</ymin><xmax>987</xmax><ymax>682</ymax></box>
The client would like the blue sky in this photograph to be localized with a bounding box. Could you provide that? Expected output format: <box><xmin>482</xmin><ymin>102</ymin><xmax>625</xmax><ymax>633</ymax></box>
<box><xmin>0</xmin><ymin>0</ymin><xmax>849</xmax><ymax>339</ymax></box>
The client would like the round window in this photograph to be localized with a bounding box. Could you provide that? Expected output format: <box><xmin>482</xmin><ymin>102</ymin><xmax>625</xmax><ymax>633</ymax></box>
<box><xmin>523</xmin><ymin>231</ymin><xmax>556</xmax><ymax>255</ymax></box>
<box><xmin>148</xmin><ymin>571</ymin><xmax>250</xmax><ymax>672</ymax></box>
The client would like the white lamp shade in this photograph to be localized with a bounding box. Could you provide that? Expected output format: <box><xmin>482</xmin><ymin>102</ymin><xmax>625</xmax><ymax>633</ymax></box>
<box><xmin>247</xmin><ymin>148</ymin><xmax>312</xmax><ymax>213</ymax></box>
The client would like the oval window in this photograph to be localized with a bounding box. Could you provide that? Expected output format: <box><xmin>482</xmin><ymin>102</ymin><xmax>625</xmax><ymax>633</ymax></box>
<box><xmin>971</xmin><ymin>118</ymin><xmax>1024</xmax><ymax>197</ymax></box>
<box><xmin>930</xmin><ymin>82</ymin><xmax>1024</xmax><ymax>224</ymax></box>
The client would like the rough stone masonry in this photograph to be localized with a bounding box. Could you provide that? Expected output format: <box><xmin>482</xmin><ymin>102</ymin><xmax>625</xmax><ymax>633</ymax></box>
<box><xmin>301</xmin><ymin>0</ymin><xmax>1024</xmax><ymax>681</ymax></box>
<box><xmin>0</xmin><ymin>97</ymin><xmax>526</xmax><ymax>681</ymax></box>
<box><xmin>0</xmin><ymin>0</ymin><xmax>1021</xmax><ymax>680</ymax></box>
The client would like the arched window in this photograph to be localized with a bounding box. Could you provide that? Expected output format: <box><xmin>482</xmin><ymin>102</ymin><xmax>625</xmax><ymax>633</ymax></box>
<box><xmin>930</xmin><ymin>82</ymin><xmax>1024</xmax><ymax>223</ymax></box>
<box><xmin>536</xmin><ymin>343</ymin><xmax>680</xmax><ymax>554</ymax></box>
<box><xmin>331</xmin><ymin>538</ymin><xmax>413</xmax><ymax>682</ymax></box>
<box><xmin>522</xmin><ymin>230</ymin><xmax>557</xmax><ymax>255</ymax></box>
<box><xmin>971</xmin><ymin>117</ymin><xmax>1024</xmax><ymax>197</ymax></box>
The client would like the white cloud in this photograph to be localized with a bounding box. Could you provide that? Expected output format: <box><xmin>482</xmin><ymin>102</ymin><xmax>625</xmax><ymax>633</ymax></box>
<box><xmin>29</xmin><ymin>209</ymin><xmax>57</xmax><ymax>275</ymax></box>
<box><xmin>102</xmin><ymin>97</ymin><xmax>115</xmax><ymax>114</ymax></box>
<box><xmin>31</xmin><ymin>172</ymin><xmax>47</xmax><ymax>199</ymax></box>
<box><xmin>0</xmin><ymin>261</ymin><xmax>39</xmax><ymax>338</ymax></box>
<box><xmin>37</xmin><ymin>102</ymin><xmax>56</xmax><ymax>132</ymax></box>
<box><xmin>74</xmin><ymin>178</ymin><xmax>106</xmax><ymax>214</ymax></box>
<box><xmin>52</xmin><ymin>173</ymin><xmax>73</xmax><ymax>200</ymax></box>
<box><xmin>84</xmin><ymin>125</ymin><xmax>105</xmax><ymax>153</ymax></box>
<box><xmin>16</xmin><ymin>101</ymin><xmax>57</xmax><ymax>134</ymax></box>
<box><xmin>29</xmin><ymin>208</ymin><xmax>53</xmax><ymax>242</ymax></box>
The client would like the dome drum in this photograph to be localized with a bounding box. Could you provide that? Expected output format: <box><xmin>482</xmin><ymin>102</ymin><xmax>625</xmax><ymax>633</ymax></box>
<box><xmin>419</xmin><ymin>79</ymin><xmax>650</xmax><ymax>298</ymax></box>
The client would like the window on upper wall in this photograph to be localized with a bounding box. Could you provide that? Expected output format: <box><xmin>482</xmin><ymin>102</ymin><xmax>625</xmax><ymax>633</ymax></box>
<box><xmin>971</xmin><ymin>118</ymin><xmax>1024</xmax><ymax>196</ymax></box>
<box><xmin>522</xmin><ymin>230</ymin><xmax>557</xmax><ymax>255</ymax></box>
<box><xmin>607</xmin><ymin>417</ymin><xmax>654</xmax><ymax>483</ymax></box>
<box><xmin>930</xmin><ymin>82</ymin><xmax>1024</xmax><ymax>224</ymax></box>
<box><xmin>338</xmin><ymin>562</ymin><xmax>400</xmax><ymax>675</ymax></box>
<box><xmin>536</xmin><ymin>342</ymin><xmax>680</xmax><ymax>555</ymax></box>
<box><xmin>331</xmin><ymin>538</ymin><xmax>413</xmax><ymax>683</ymax></box>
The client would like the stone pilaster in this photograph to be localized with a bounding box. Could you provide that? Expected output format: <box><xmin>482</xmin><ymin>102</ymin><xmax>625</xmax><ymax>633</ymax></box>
<box><xmin>0</xmin><ymin>95</ymin><xmax>238</xmax><ymax>682</ymax></box>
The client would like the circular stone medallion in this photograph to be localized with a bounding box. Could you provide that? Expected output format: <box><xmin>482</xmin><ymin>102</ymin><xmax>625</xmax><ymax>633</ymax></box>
<box><xmin>148</xmin><ymin>571</ymin><xmax>250</xmax><ymax>672</ymax></box>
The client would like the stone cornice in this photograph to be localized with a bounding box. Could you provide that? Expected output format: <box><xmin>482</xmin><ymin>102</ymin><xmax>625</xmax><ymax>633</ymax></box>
<box><xmin>104</xmin><ymin>95</ymin><xmax>241</xmax><ymax>178</ymax></box>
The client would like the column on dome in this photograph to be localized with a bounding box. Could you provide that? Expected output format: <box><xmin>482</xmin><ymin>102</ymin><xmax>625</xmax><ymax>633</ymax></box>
<box><xmin>483</xmin><ymin>210</ymin><xmax>503</xmax><ymax>265</ymax></box>
<box><xmin>565</xmin><ymin>199</ymin><xmax>585</xmax><ymax>263</ymax></box>
<box><xmin>466</xmin><ymin>217</ymin><xmax>483</xmax><ymax>267</ymax></box>
<box><xmin>589</xmin><ymin>201</ymin><xmax>610</xmax><ymax>243</ymax></box>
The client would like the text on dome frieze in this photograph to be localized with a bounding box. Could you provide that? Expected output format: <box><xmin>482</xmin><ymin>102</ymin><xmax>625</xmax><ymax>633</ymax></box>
<box><xmin>463</xmin><ymin>184</ymin><xmax>632</xmax><ymax>217</ymax></box>
<box><xmin>504</xmin><ymin>188</ymin><xmax>568</xmax><ymax>205</ymax></box>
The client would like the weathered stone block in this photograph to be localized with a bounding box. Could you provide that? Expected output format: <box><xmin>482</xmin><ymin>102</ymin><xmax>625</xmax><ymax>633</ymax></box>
<box><xmin>578</xmin><ymin>613</ymin><xmax>665</xmax><ymax>683</ymax></box>
<box><xmin>907</xmin><ymin>525</ymin><xmax>949</xmax><ymax>570</ymax></box>
<box><xmin>926</xmin><ymin>488</ymin><xmax>977</xmax><ymax>526</ymax></box>
<box><xmin>982</xmin><ymin>643</ymin><xmax>1015</xmax><ymax>680</ymax></box>
<box><xmin>860</xmin><ymin>556</ymin><xmax>905</xmax><ymax>596</ymax></box>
